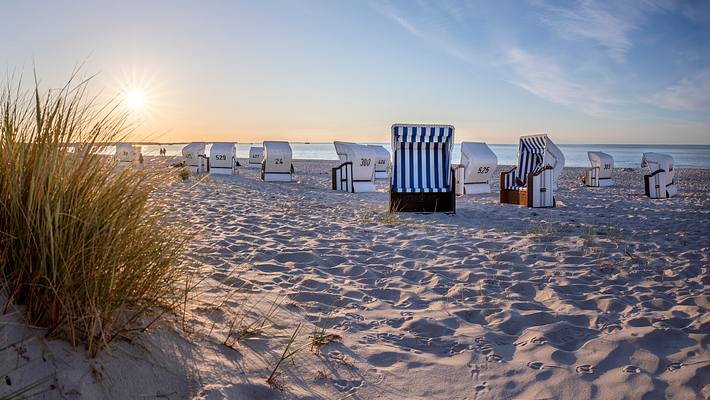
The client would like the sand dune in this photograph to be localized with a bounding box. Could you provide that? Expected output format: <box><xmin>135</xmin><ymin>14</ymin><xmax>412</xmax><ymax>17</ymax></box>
<box><xmin>2</xmin><ymin>159</ymin><xmax>708</xmax><ymax>399</ymax></box>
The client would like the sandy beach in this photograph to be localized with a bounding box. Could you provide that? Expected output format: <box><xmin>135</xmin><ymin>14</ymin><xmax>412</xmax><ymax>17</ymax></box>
<box><xmin>2</xmin><ymin>158</ymin><xmax>709</xmax><ymax>399</ymax></box>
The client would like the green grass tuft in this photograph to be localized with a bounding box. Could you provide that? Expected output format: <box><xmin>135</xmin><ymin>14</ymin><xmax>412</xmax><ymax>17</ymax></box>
<box><xmin>0</xmin><ymin>73</ymin><xmax>189</xmax><ymax>356</ymax></box>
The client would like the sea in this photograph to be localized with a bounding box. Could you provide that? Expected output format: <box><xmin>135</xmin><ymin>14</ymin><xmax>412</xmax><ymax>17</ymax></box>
<box><xmin>136</xmin><ymin>143</ymin><xmax>710</xmax><ymax>169</ymax></box>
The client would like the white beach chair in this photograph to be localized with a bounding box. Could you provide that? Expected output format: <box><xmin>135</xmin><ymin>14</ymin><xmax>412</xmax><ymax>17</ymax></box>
<box><xmin>584</xmin><ymin>151</ymin><xmax>614</xmax><ymax>187</ymax></box>
<box><xmin>642</xmin><ymin>152</ymin><xmax>677</xmax><ymax>198</ymax></box>
<box><xmin>261</xmin><ymin>141</ymin><xmax>293</xmax><ymax>182</ymax></box>
<box><xmin>209</xmin><ymin>142</ymin><xmax>237</xmax><ymax>175</ymax></box>
<box><xmin>390</xmin><ymin>124</ymin><xmax>456</xmax><ymax>213</ymax></box>
<box><xmin>182</xmin><ymin>142</ymin><xmax>208</xmax><ymax>174</ymax></box>
<box><xmin>114</xmin><ymin>142</ymin><xmax>141</xmax><ymax>167</ymax></box>
<box><xmin>71</xmin><ymin>142</ymin><xmax>91</xmax><ymax>159</ymax></box>
<box><xmin>332</xmin><ymin>141</ymin><xmax>377</xmax><ymax>192</ymax></box>
<box><xmin>500</xmin><ymin>134</ymin><xmax>565</xmax><ymax>208</ymax></box>
<box><xmin>367</xmin><ymin>145</ymin><xmax>391</xmax><ymax>179</ymax></box>
<box><xmin>248</xmin><ymin>146</ymin><xmax>263</xmax><ymax>168</ymax></box>
<box><xmin>455</xmin><ymin>142</ymin><xmax>498</xmax><ymax>195</ymax></box>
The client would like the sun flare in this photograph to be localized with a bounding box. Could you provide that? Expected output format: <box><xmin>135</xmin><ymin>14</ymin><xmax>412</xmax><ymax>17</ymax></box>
<box><xmin>125</xmin><ymin>90</ymin><xmax>145</xmax><ymax>110</ymax></box>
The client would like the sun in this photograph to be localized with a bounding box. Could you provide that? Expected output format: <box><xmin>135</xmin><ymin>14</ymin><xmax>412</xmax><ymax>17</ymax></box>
<box><xmin>125</xmin><ymin>90</ymin><xmax>145</xmax><ymax>110</ymax></box>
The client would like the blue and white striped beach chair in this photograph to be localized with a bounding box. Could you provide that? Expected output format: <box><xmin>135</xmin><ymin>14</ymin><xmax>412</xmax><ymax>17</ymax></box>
<box><xmin>390</xmin><ymin>124</ymin><xmax>456</xmax><ymax>212</ymax></box>
<box><xmin>500</xmin><ymin>134</ymin><xmax>564</xmax><ymax>208</ymax></box>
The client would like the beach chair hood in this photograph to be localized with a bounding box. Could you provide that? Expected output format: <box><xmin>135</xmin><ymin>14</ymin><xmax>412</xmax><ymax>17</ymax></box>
<box><xmin>182</xmin><ymin>142</ymin><xmax>206</xmax><ymax>165</ymax></box>
<box><xmin>460</xmin><ymin>142</ymin><xmax>498</xmax><ymax>185</ymax></box>
<box><xmin>333</xmin><ymin>141</ymin><xmax>377</xmax><ymax>182</ymax></box>
<box><xmin>506</xmin><ymin>135</ymin><xmax>563</xmax><ymax>189</ymax></box>
<box><xmin>334</xmin><ymin>141</ymin><xmax>358</xmax><ymax>164</ymax></box>
<box><xmin>367</xmin><ymin>145</ymin><xmax>391</xmax><ymax>173</ymax></box>
<box><xmin>263</xmin><ymin>141</ymin><xmax>293</xmax><ymax>174</ymax></box>
<box><xmin>209</xmin><ymin>142</ymin><xmax>237</xmax><ymax>173</ymax></box>
<box><xmin>391</xmin><ymin>124</ymin><xmax>454</xmax><ymax>193</ymax></box>
<box><xmin>115</xmin><ymin>142</ymin><xmax>136</xmax><ymax>163</ymax></box>
<box><xmin>642</xmin><ymin>153</ymin><xmax>674</xmax><ymax>173</ymax></box>
<box><xmin>249</xmin><ymin>146</ymin><xmax>264</xmax><ymax>164</ymax></box>
<box><xmin>588</xmin><ymin>151</ymin><xmax>614</xmax><ymax>180</ymax></box>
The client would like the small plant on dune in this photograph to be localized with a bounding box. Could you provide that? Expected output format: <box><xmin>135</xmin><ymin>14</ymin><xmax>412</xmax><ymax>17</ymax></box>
<box><xmin>309</xmin><ymin>325</ymin><xmax>341</xmax><ymax>353</ymax></box>
<box><xmin>178</xmin><ymin>168</ymin><xmax>190</xmax><ymax>180</ymax></box>
<box><xmin>357</xmin><ymin>210</ymin><xmax>374</xmax><ymax>225</ymax></box>
<box><xmin>605</xmin><ymin>224</ymin><xmax>623</xmax><ymax>244</ymax></box>
<box><xmin>527</xmin><ymin>223</ymin><xmax>554</xmax><ymax>237</ymax></box>
<box><xmin>378</xmin><ymin>211</ymin><xmax>400</xmax><ymax>225</ymax></box>
<box><xmin>0</xmin><ymin>73</ymin><xmax>188</xmax><ymax>356</ymax></box>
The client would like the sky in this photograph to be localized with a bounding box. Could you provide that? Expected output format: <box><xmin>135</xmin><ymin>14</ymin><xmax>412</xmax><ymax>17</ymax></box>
<box><xmin>2</xmin><ymin>0</ymin><xmax>709</xmax><ymax>144</ymax></box>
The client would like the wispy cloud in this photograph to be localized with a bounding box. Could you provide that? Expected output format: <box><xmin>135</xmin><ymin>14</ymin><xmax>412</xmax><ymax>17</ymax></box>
<box><xmin>370</xmin><ymin>1</ymin><xmax>479</xmax><ymax>65</ymax></box>
<box><xmin>646</xmin><ymin>70</ymin><xmax>710</xmax><ymax>112</ymax></box>
<box><xmin>505</xmin><ymin>48</ymin><xmax>624</xmax><ymax>116</ymax></box>
<box><xmin>534</xmin><ymin>0</ymin><xmax>674</xmax><ymax>62</ymax></box>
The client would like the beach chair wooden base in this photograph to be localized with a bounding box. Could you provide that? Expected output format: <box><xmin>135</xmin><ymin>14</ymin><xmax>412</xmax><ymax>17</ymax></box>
<box><xmin>390</xmin><ymin>191</ymin><xmax>456</xmax><ymax>213</ymax></box>
<box><xmin>500</xmin><ymin>167</ymin><xmax>555</xmax><ymax>208</ymax></box>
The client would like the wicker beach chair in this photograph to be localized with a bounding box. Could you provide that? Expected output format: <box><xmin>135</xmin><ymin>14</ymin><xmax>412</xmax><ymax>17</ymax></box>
<box><xmin>390</xmin><ymin>124</ymin><xmax>456</xmax><ymax>213</ymax></box>
<box><xmin>583</xmin><ymin>151</ymin><xmax>614</xmax><ymax>187</ymax></box>
<box><xmin>249</xmin><ymin>146</ymin><xmax>263</xmax><ymax>168</ymax></box>
<box><xmin>332</xmin><ymin>141</ymin><xmax>377</xmax><ymax>192</ymax></box>
<box><xmin>209</xmin><ymin>142</ymin><xmax>238</xmax><ymax>175</ymax></box>
<box><xmin>499</xmin><ymin>134</ymin><xmax>564</xmax><ymax>208</ymax></box>
<box><xmin>261</xmin><ymin>141</ymin><xmax>294</xmax><ymax>182</ymax></box>
<box><xmin>454</xmin><ymin>142</ymin><xmax>498</xmax><ymax>195</ymax></box>
<box><xmin>182</xmin><ymin>142</ymin><xmax>208</xmax><ymax>174</ymax></box>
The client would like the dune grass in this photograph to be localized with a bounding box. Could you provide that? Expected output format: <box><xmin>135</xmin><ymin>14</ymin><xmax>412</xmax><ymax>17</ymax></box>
<box><xmin>0</xmin><ymin>74</ymin><xmax>188</xmax><ymax>356</ymax></box>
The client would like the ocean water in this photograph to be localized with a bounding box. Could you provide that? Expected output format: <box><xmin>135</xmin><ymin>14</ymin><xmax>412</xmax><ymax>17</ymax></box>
<box><xmin>139</xmin><ymin>143</ymin><xmax>710</xmax><ymax>169</ymax></box>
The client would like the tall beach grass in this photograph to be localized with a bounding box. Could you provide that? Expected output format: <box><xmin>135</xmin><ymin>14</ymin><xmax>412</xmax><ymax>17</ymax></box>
<box><xmin>0</xmin><ymin>74</ymin><xmax>188</xmax><ymax>356</ymax></box>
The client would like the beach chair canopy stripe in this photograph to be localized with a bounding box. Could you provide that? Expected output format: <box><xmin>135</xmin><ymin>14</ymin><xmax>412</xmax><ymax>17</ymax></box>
<box><xmin>506</xmin><ymin>134</ymin><xmax>550</xmax><ymax>189</ymax></box>
<box><xmin>392</xmin><ymin>124</ymin><xmax>454</xmax><ymax>193</ymax></box>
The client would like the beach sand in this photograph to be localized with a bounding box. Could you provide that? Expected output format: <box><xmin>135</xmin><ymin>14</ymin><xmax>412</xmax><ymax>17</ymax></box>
<box><xmin>2</xmin><ymin>158</ymin><xmax>709</xmax><ymax>399</ymax></box>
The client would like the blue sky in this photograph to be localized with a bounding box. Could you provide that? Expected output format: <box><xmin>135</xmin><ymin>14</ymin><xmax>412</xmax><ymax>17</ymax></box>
<box><xmin>2</xmin><ymin>0</ymin><xmax>709</xmax><ymax>143</ymax></box>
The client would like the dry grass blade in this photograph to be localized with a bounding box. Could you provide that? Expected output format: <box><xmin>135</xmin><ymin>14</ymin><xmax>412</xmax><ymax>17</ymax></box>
<box><xmin>266</xmin><ymin>323</ymin><xmax>303</xmax><ymax>386</ymax></box>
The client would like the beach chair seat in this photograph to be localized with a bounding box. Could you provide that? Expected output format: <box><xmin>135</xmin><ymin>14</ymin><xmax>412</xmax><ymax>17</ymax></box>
<box><xmin>583</xmin><ymin>151</ymin><xmax>614</xmax><ymax>187</ymax></box>
<box><xmin>209</xmin><ymin>142</ymin><xmax>237</xmax><ymax>175</ymax></box>
<box><xmin>390</xmin><ymin>124</ymin><xmax>456</xmax><ymax>213</ymax></box>
<box><xmin>332</xmin><ymin>141</ymin><xmax>377</xmax><ymax>192</ymax></box>
<box><xmin>367</xmin><ymin>145</ymin><xmax>391</xmax><ymax>179</ymax></box>
<box><xmin>500</xmin><ymin>134</ymin><xmax>564</xmax><ymax>208</ymax></box>
<box><xmin>261</xmin><ymin>141</ymin><xmax>293</xmax><ymax>182</ymax></box>
<box><xmin>249</xmin><ymin>146</ymin><xmax>263</xmax><ymax>168</ymax></box>
<box><xmin>182</xmin><ymin>142</ymin><xmax>208</xmax><ymax>174</ymax></box>
<box><xmin>642</xmin><ymin>152</ymin><xmax>677</xmax><ymax>198</ymax></box>
<box><xmin>455</xmin><ymin>142</ymin><xmax>497</xmax><ymax>195</ymax></box>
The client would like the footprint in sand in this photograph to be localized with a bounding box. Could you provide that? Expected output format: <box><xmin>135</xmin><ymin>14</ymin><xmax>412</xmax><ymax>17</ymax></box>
<box><xmin>527</xmin><ymin>361</ymin><xmax>544</xmax><ymax>370</ymax></box>
<box><xmin>332</xmin><ymin>379</ymin><xmax>363</xmax><ymax>392</ymax></box>
<box><xmin>530</xmin><ymin>336</ymin><xmax>547</xmax><ymax>345</ymax></box>
<box><xmin>667</xmin><ymin>362</ymin><xmax>683</xmax><ymax>372</ymax></box>
<box><xmin>486</xmin><ymin>354</ymin><xmax>503</xmax><ymax>363</ymax></box>
<box><xmin>622</xmin><ymin>365</ymin><xmax>641</xmax><ymax>374</ymax></box>
<box><xmin>476</xmin><ymin>344</ymin><xmax>494</xmax><ymax>355</ymax></box>
<box><xmin>576</xmin><ymin>365</ymin><xmax>595</xmax><ymax>375</ymax></box>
